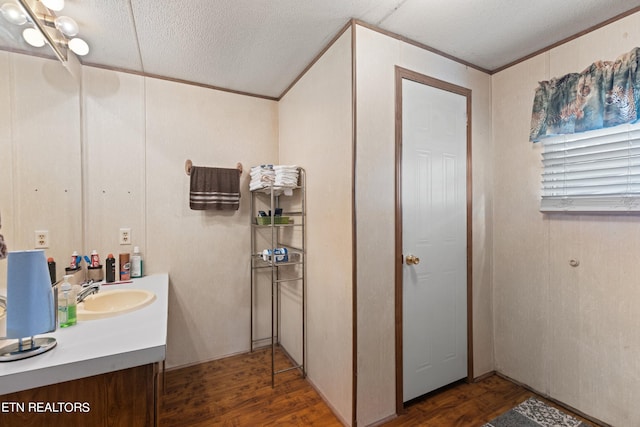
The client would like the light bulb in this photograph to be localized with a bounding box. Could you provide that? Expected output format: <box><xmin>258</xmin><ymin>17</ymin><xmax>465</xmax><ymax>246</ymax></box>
<box><xmin>23</xmin><ymin>27</ymin><xmax>45</xmax><ymax>47</ymax></box>
<box><xmin>0</xmin><ymin>3</ymin><xmax>27</xmax><ymax>25</ymax></box>
<box><xmin>41</xmin><ymin>0</ymin><xmax>64</xmax><ymax>11</ymax></box>
<box><xmin>54</xmin><ymin>15</ymin><xmax>78</xmax><ymax>36</ymax></box>
<box><xmin>68</xmin><ymin>37</ymin><xmax>89</xmax><ymax>56</ymax></box>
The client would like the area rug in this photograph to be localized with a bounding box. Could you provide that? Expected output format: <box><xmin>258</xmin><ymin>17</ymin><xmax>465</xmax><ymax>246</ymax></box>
<box><xmin>483</xmin><ymin>397</ymin><xmax>588</xmax><ymax>427</ymax></box>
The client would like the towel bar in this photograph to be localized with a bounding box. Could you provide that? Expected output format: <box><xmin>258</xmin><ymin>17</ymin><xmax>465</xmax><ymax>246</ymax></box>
<box><xmin>185</xmin><ymin>159</ymin><xmax>243</xmax><ymax>176</ymax></box>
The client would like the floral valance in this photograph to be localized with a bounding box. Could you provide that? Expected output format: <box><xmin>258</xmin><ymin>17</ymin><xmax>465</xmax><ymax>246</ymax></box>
<box><xmin>530</xmin><ymin>47</ymin><xmax>640</xmax><ymax>142</ymax></box>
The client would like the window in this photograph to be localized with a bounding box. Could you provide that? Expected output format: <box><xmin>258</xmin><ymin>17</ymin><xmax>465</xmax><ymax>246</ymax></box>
<box><xmin>541</xmin><ymin>122</ymin><xmax>640</xmax><ymax>212</ymax></box>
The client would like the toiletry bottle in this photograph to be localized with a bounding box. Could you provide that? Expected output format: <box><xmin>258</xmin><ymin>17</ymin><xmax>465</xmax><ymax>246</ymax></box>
<box><xmin>119</xmin><ymin>253</ymin><xmax>130</xmax><ymax>280</ymax></box>
<box><xmin>131</xmin><ymin>246</ymin><xmax>143</xmax><ymax>278</ymax></box>
<box><xmin>70</xmin><ymin>251</ymin><xmax>79</xmax><ymax>269</ymax></box>
<box><xmin>105</xmin><ymin>254</ymin><xmax>116</xmax><ymax>283</ymax></box>
<box><xmin>90</xmin><ymin>250</ymin><xmax>100</xmax><ymax>267</ymax></box>
<box><xmin>58</xmin><ymin>275</ymin><xmax>77</xmax><ymax>328</ymax></box>
<box><xmin>47</xmin><ymin>257</ymin><xmax>56</xmax><ymax>284</ymax></box>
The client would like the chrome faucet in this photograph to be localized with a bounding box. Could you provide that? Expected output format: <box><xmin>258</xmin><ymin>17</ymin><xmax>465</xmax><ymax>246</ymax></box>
<box><xmin>77</xmin><ymin>280</ymin><xmax>100</xmax><ymax>303</ymax></box>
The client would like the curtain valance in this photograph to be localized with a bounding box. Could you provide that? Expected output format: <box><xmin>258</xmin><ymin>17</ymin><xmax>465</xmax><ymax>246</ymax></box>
<box><xmin>530</xmin><ymin>47</ymin><xmax>640</xmax><ymax>142</ymax></box>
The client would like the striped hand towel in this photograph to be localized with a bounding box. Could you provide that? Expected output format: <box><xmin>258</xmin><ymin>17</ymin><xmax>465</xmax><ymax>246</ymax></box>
<box><xmin>190</xmin><ymin>166</ymin><xmax>240</xmax><ymax>210</ymax></box>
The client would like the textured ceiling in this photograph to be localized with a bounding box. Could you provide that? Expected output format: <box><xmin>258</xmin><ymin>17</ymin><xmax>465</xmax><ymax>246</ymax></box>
<box><xmin>1</xmin><ymin>0</ymin><xmax>640</xmax><ymax>98</ymax></box>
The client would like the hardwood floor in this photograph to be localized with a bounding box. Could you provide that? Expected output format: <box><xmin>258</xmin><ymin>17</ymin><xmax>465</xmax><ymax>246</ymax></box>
<box><xmin>159</xmin><ymin>349</ymin><xmax>597</xmax><ymax>426</ymax></box>
<box><xmin>159</xmin><ymin>348</ymin><xmax>340</xmax><ymax>426</ymax></box>
<box><xmin>383</xmin><ymin>375</ymin><xmax>597</xmax><ymax>426</ymax></box>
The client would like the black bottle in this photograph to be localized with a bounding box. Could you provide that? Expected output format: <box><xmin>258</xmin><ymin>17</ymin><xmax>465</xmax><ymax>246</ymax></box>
<box><xmin>105</xmin><ymin>254</ymin><xmax>116</xmax><ymax>283</ymax></box>
<box><xmin>47</xmin><ymin>257</ymin><xmax>56</xmax><ymax>284</ymax></box>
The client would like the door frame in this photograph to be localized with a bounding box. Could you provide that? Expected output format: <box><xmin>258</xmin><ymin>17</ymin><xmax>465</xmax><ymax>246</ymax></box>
<box><xmin>394</xmin><ymin>66</ymin><xmax>473</xmax><ymax>413</ymax></box>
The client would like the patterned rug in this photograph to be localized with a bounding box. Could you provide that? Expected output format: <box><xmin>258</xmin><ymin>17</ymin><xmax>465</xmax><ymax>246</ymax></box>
<box><xmin>483</xmin><ymin>397</ymin><xmax>588</xmax><ymax>427</ymax></box>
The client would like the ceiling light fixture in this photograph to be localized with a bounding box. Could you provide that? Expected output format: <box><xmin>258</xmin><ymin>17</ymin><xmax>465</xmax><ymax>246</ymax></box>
<box><xmin>67</xmin><ymin>36</ymin><xmax>88</xmax><ymax>55</ymax></box>
<box><xmin>0</xmin><ymin>2</ymin><xmax>26</xmax><ymax>24</ymax></box>
<box><xmin>22</xmin><ymin>26</ymin><xmax>45</xmax><ymax>47</ymax></box>
<box><xmin>40</xmin><ymin>0</ymin><xmax>63</xmax><ymax>11</ymax></box>
<box><xmin>0</xmin><ymin>0</ymin><xmax>89</xmax><ymax>63</ymax></box>
<box><xmin>53</xmin><ymin>15</ymin><xmax>78</xmax><ymax>37</ymax></box>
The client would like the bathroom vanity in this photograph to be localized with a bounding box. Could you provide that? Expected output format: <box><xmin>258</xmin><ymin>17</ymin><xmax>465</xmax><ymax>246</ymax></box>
<box><xmin>0</xmin><ymin>273</ymin><xmax>168</xmax><ymax>427</ymax></box>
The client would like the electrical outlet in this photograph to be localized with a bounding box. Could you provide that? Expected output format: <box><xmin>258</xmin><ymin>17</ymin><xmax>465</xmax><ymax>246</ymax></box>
<box><xmin>35</xmin><ymin>230</ymin><xmax>49</xmax><ymax>249</ymax></box>
<box><xmin>119</xmin><ymin>228</ymin><xmax>132</xmax><ymax>245</ymax></box>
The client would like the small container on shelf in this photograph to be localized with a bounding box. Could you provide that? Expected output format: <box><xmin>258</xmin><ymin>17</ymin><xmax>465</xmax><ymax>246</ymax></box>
<box><xmin>255</xmin><ymin>216</ymin><xmax>290</xmax><ymax>225</ymax></box>
<box><xmin>87</xmin><ymin>265</ymin><xmax>103</xmax><ymax>282</ymax></box>
<box><xmin>261</xmin><ymin>248</ymin><xmax>289</xmax><ymax>263</ymax></box>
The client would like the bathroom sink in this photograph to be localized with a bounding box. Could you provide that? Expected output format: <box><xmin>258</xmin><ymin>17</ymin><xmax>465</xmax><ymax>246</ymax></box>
<box><xmin>77</xmin><ymin>289</ymin><xmax>156</xmax><ymax>320</ymax></box>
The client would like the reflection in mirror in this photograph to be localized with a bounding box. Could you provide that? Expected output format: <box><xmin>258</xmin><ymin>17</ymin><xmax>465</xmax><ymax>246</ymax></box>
<box><xmin>0</xmin><ymin>51</ymin><xmax>82</xmax><ymax>289</ymax></box>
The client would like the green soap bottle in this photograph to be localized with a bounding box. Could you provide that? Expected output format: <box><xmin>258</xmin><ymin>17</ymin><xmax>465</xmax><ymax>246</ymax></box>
<box><xmin>58</xmin><ymin>275</ymin><xmax>77</xmax><ymax>327</ymax></box>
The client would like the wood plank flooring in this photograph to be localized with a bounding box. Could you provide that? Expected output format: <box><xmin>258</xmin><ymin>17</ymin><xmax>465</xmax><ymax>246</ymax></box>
<box><xmin>159</xmin><ymin>348</ymin><xmax>340</xmax><ymax>426</ymax></box>
<box><xmin>159</xmin><ymin>348</ymin><xmax>598</xmax><ymax>426</ymax></box>
<box><xmin>383</xmin><ymin>375</ymin><xmax>597</xmax><ymax>426</ymax></box>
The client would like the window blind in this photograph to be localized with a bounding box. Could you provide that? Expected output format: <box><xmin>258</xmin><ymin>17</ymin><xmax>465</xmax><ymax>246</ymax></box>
<box><xmin>541</xmin><ymin>122</ymin><xmax>640</xmax><ymax>212</ymax></box>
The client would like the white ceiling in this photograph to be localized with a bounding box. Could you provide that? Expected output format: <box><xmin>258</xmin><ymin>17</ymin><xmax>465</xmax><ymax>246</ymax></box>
<box><xmin>1</xmin><ymin>0</ymin><xmax>640</xmax><ymax>98</ymax></box>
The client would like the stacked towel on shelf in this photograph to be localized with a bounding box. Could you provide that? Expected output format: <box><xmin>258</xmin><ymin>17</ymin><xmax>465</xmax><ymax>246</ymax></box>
<box><xmin>274</xmin><ymin>165</ymin><xmax>299</xmax><ymax>187</ymax></box>
<box><xmin>250</xmin><ymin>165</ymin><xmax>275</xmax><ymax>191</ymax></box>
<box><xmin>250</xmin><ymin>165</ymin><xmax>299</xmax><ymax>190</ymax></box>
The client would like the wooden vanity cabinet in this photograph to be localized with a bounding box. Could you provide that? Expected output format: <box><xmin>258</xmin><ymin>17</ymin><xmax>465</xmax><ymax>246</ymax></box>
<box><xmin>0</xmin><ymin>363</ymin><xmax>160</xmax><ymax>427</ymax></box>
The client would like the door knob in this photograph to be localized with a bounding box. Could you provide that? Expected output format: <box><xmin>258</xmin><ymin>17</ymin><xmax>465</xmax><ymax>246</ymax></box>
<box><xmin>405</xmin><ymin>255</ymin><xmax>420</xmax><ymax>265</ymax></box>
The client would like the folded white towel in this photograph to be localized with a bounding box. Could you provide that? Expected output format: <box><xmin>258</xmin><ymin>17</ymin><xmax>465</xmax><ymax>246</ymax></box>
<box><xmin>250</xmin><ymin>182</ymin><xmax>268</xmax><ymax>191</ymax></box>
<box><xmin>250</xmin><ymin>164</ymin><xmax>299</xmax><ymax>190</ymax></box>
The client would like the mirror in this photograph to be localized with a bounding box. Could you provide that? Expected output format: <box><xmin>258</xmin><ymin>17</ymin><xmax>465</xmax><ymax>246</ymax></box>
<box><xmin>0</xmin><ymin>52</ymin><xmax>83</xmax><ymax>288</ymax></box>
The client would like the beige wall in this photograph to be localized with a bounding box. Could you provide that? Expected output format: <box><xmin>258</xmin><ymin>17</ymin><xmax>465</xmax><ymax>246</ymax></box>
<box><xmin>82</xmin><ymin>67</ymin><xmax>146</xmax><ymax>268</ymax></box>
<box><xmin>278</xmin><ymin>30</ymin><xmax>354</xmax><ymax>425</ymax></box>
<box><xmin>492</xmin><ymin>12</ymin><xmax>640</xmax><ymax>426</ymax></box>
<box><xmin>144</xmin><ymin>78</ymin><xmax>278</xmax><ymax>366</ymax></box>
<box><xmin>355</xmin><ymin>25</ymin><xmax>494</xmax><ymax>425</ymax></box>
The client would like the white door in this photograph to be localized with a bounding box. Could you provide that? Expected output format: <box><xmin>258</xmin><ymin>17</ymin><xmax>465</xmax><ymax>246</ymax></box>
<box><xmin>402</xmin><ymin>77</ymin><xmax>468</xmax><ymax>402</ymax></box>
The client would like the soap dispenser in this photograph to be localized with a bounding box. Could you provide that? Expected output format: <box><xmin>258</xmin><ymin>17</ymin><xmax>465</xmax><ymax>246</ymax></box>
<box><xmin>58</xmin><ymin>275</ymin><xmax>77</xmax><ymax>328</ymax></box>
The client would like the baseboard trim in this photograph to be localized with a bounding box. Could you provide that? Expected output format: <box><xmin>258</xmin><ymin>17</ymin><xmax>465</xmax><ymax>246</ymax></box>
<box><xmin>495</xmin><ymin>372</ymin><xmax>611</xmax><ymax>427</ymax></box>
<box><xmin>305</xmin><ymin>375</ymin><xmax>351</xmax><ymax>427</ymax></box>
<box><xmin>163</xmin><ymin>349</ymin><xmax>251</xmax><ymax>372</ymax></box>
<box><xmin>364</xmin><ymin>413</ymin><xmax>397</xmax><ymax>427</ymax></box>
<box><xmin>473</xmin><ymin>370</ymin><xmax>496</xmax><ymax>383</ymax></box>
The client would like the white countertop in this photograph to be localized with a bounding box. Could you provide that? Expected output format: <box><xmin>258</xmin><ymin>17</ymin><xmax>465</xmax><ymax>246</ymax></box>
<box><xmin>0</xmin><ymin>273</ymin><xmax>168</xmax><ymax>395</ymax></box>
